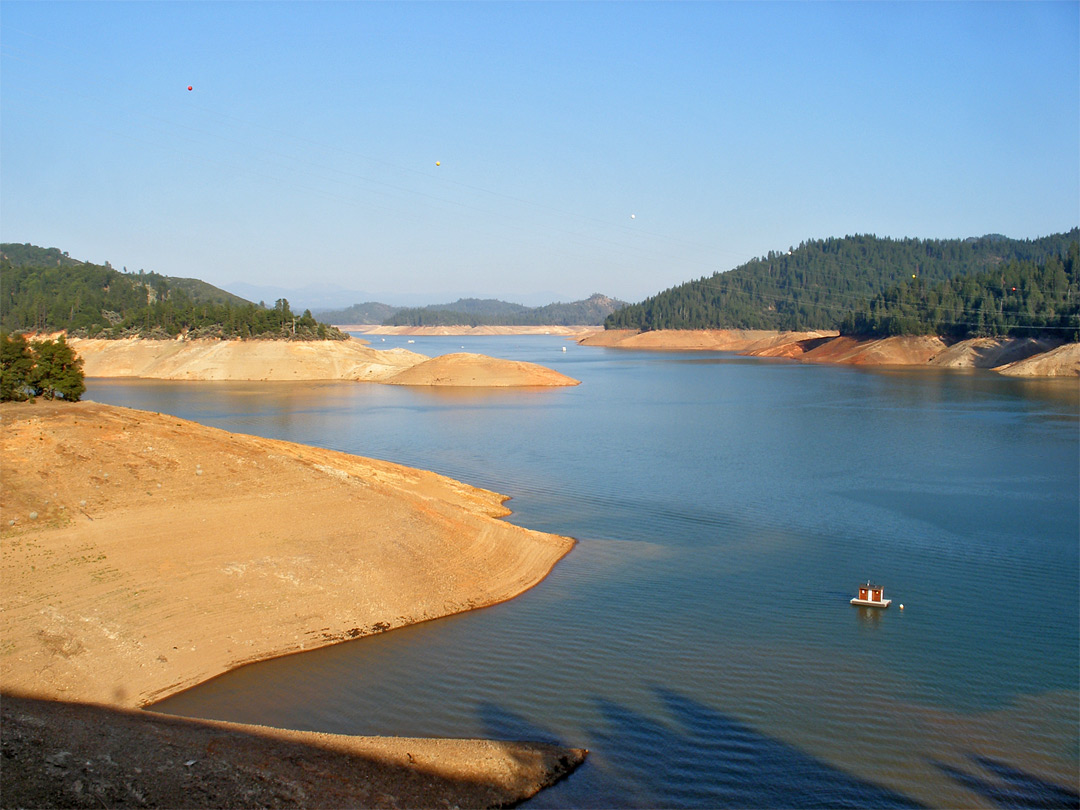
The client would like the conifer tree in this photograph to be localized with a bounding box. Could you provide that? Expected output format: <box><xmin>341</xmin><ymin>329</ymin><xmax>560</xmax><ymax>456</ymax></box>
<box><xmin>29</xmin><ymin>336</ymin><xmax>86</xmax><ymax>401</ymax></box>
<box><xmin>0</xmin><ymin>333</ymin><xmax>86</xmax><ymax>402</ymax></box>
<box><xmin>0</xmin><ymin>332</ymin><xmax>35</xmax><ymax>401</ymax></box>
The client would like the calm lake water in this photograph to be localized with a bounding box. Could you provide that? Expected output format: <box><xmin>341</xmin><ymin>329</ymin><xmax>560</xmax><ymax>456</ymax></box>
<box><xmin>88</xmin><ymin>337</ymin><xmax>1080</xmax><ymax>808</ymax></box>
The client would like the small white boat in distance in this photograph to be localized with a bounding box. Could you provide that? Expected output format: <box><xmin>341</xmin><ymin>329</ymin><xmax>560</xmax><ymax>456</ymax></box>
<box><xmin>851</xmin><ymin>581</ymin><xmax>892</xmax><ymax>608</ymax></box>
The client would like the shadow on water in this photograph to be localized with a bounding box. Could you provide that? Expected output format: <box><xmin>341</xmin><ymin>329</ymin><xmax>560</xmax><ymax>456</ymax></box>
<box><xmin>930</xmin><ymin>754</ymin><xmax>1080</xmax><ymax>809</ymax></box>
<box><xmin>478</xmin><ymin>701</ymin><xmax>650</xmax><ymax>808</ymax></box>
<box><xmin>478</xmin><ymin>702</ymin><xmax>566</xmax><ymax>747</ymax></box>
<box><xmin>492</xmin><ymin>686</ymin><xmax>925</xmax><ymax>809</ymax></box>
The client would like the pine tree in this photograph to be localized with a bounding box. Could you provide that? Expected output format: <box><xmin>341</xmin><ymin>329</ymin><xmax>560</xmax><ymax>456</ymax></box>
<box><xmin>0</xmin><ymin>332</ymin><xmax>35</xmax><ymax>401</ymax></box>
<box><xmin>29</xmin><ymin>336</ymin><xmax>86</xmax><ymax>401</ymax></box>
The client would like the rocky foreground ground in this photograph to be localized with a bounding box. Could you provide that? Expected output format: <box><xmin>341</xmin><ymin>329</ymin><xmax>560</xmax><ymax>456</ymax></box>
<box><xmin>2</xmin><ymin>694</ymin><xmax>584</xmax><ymax>809</ymax></box>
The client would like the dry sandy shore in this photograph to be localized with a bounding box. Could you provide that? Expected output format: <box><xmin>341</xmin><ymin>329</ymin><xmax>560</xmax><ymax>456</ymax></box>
<box><xmin>1</xmin><ymin>401</ymin><xmax>584</xmax><ymax>807</ymax></box>
<box><xmin>343</xmin><ymin>325</ymin><xmax>596</xmax><ymax>337</ymax></box>
<box><xmin>580</xmin><ymin>329</ymin><xmax>1080</xmax><ymax>376</ymax></box>
<box><xmin>386</xmin><ymin>353</ymin><xmax>580</xmax><ymax>387</ymax></box>
<box><xmin>66</xmin><ymin>337</ymin><xmax>580</xmax><ymax>386</ymax></box>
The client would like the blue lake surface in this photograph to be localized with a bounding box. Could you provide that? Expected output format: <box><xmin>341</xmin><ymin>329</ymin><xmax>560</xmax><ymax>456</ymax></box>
<box><xmin>88</xmin><ymin>336</ymin><xmax>1080</xmax><ymax>808</ymax></box>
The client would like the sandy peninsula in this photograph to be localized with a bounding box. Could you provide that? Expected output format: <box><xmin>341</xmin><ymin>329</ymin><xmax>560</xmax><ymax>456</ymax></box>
<box><xmin>1</xmin><ymin>401</ymin><xmax>584</xmax><ymax>806</ymax></box>
<box><xmin>64</xmin><ymin>336</ymin><xmax>580</xmax><ymax>387</ymax></box>
<box><xmin>386</xmin><ymin>352</ymin><xmax>580</xmax><ymax>387</ymax></box>
<box><xmin>66</xmin><ymin>336</ymin><xmax>425</xmax><ymax>382</ymax></box>
<box><xmin>580</xmin><ymin>329</ymin><xmax>1079</xmax><ymax>377</ymax></box>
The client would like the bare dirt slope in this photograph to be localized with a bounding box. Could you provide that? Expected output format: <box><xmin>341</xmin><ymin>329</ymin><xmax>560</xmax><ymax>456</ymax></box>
<box><xmin>1</xmin><ymin>400</ymin><xmax>583</xmax><ymax>806</ymax></box>
<box><xmin>385</xmin><ymin>352</ymin><xmax>580</xmax><ymax>387</ymax></box>
<box><xmin>578</xmin><ymin>329</ymin><xmax>836</xmax><ymax>351</ymax></box>
<box><xmin>67</xmin><ymin>337</ymin><xmax>426</xmax><ymax>382</ymax></box>
<box><xmin>997</xmin><ymin>341</ymin><xmax>1080</xmax><ymax>377</ymax></box>
<box><xmin>579</xmin><ymin>329</ymin><xmax>1078</xmax><ymax>377</ymax></box>
<box><xmin>927</xmin><ymin>337</ymin><xmax>1064</xmax><ymax>369</ymax></box>
<box><xmin>576</xmin><ymin>329</ymin><xmax>634</xmax><ymax>347</ymax></box>
<box><xmin>66</xmin><ymin>337</ymin><xmax>580</xmax><ymax>387</ymax></box>
<box><xmin>1</xmin><ymin>401</ymin><xmax>574</xmax><ymax>709</ymax></box>
<box><xmin>797</xmin><ymin>335</ymin><xmax>948</xmax><ymax>366</ymax></box>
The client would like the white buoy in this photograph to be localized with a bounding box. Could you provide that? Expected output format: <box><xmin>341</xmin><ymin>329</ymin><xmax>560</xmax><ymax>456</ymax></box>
<box><xmin>899</xmin><ymin>604</ymin><xmax>904</xmax><ymax>610</ymax></box>
<box><xmin>562</xmin><ymin>346</ymin><xmax>567</xmax><ymax>352</ymax></box>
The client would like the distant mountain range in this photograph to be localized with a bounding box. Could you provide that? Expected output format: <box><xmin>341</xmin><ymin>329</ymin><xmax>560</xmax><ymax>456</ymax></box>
<box><xmin>314</xmin><ymin>301</ymin><xmax>401</xmax><ymax>325</ymax></box>
<box><xmin>1</xmin><ymin>242</ymin><xmax>626</xmax><ymax>332</ymax></box>
<box><xmin>223</xmin><ymin>281</ymin><xmax>572</xmax><ymax>311</ymax></box>
<box><xmin>318</xmin><ymin>294</ymin><xmax>628</xmax><ymax>327</ymax></box>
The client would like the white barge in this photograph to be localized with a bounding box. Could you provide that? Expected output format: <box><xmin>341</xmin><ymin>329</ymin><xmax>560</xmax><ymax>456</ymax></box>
<box><xmin>851</xmin><ymin>581</ymin><xmax>892</xmax><ymax>608</ymax></box>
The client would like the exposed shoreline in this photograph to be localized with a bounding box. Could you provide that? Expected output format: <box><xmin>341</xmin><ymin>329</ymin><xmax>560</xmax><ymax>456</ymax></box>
<box><xmin>2</xmin><ymin>694</ymin><xmax>585</xmax><ymax>809</ymax></box>
<box><xmin>577</xmin><ymin>329</ymin><xmax>1079</xmax><ymax>377</ymax></box>
<box><xmin>341</xmin><ymin>324</ymin><xmax>598</xmax><ymax>337</ymax></box>
<box><xmin>65</xmin><ymin>336</ymin><xmax>580</xmax><ymax>386</ymax></box>
<box><xmin>1</xmin><ymin>400</ymin><xmax>585</xmax><ymax>806</ymax></box>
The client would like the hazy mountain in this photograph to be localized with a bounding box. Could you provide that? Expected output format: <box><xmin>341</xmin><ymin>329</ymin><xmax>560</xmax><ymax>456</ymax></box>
<box><xmin>225</xmin><ymin>282</ymin><xmax>571</xmax><ymax>312</ymax></box>
<box><xmin>313</xmin><ymin>302</ymin><xmax>401</xmax><ymax>324</ymax></box>
<box><xmin>385</xmin><ymin>294</ymin><xmax>628</xmax><ymax>327</ymax></box>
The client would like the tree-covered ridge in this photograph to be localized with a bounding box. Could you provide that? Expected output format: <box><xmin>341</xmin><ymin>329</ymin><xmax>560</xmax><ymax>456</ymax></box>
<box><xmin>605</xmin><ymin>230</ymin><xmax>1079</xmax><ymax>332</ymax></box>
<box><xmin>386</xmin><ymin>294</ymin><xmax>627</xmax><ymax>326</ymax></box>
<box><xmin>150</xmin><ymin>276</ymin><xmax>251</xmax><ymax>308</ymax></box>
<box><xmin>1</xmin><ymin>245</ymin><xmax>347</xmax><ymax>340</ymax></box>
<box><xmin>1</xmin><ymin>244</ymin><xmax>248</xmax><ymax>307</ymax></box>
<box><xmin>315</xmin><ymin>301</ymin><xmax>401</xmax><ymax>324</ymax></box>
<box><xmin>839</xmin><ymin>242</ymin><xmax>1079</xmax><ymax>339</ymax></box>
<box><xmin>424</xmin><ymin>298</ymin><xmax>533</xmax><ymax>317</ymax></box>
<box><xmin>0</xmin><ymin>243</ymin><xmax>84</xmax><ymax>269</ymax></box>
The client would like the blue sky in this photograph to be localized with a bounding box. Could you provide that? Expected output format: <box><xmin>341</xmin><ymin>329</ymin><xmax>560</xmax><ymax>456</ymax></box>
<box><xmin>2</xmin><ymin>1</ymin><xmax>1077</xmax><ymax>306</ymax></box>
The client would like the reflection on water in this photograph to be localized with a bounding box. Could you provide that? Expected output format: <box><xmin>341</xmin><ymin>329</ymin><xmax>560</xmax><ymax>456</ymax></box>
<box><xmin>854</xmin><ymin>605</ymin><xmax>890</xmax><ymax>629</ymax></box>
<box><xmin>89</xmin><ymin>340</ymin><xmax>1080</xmax><ymax>808</ymax></box>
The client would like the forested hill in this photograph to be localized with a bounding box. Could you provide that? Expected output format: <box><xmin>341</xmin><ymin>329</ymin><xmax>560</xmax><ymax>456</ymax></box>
<box><xmin>385</xmin><ymin>294</ymin><xmax>627</xmax><ymax>327</ymax></box>
<box><xmin>605</xmin><ymin>230</ymin><xmax>1079</xmax><ymax>333</ymax></box>
<box><xmin>1</xmin><ymin>243</ymin><xmax>346</xmax><ymax>340</ymax></box>
<box><xmin>840</xmin><ymin>243</ymin><xmax>1079</xmax><ymax>339</ymax></box>
<box><xmin>314</xmin><ymin>301</ymin><xmax>400</xmax><ymax>325</ymax></box>
<box><xmin>386</xmin><ymin>293</ymin><xmax>626</xmax><ymax>328</ymax></box>
<box><xmin>1</xmin><ymin>244</ymin><xmax>249</xmax><ymax>307</ymax></box>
